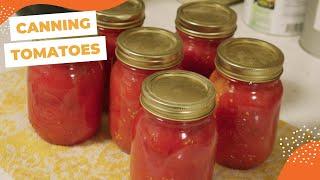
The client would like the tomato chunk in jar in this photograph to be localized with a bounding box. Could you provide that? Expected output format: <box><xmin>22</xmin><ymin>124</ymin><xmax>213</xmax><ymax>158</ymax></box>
<box><xmin>98</xmin><ymin>28</ymin><xmax>125</xmax><ymax>64</ymax></box>
<box><xmin>28</xmin><ymin>62</ymin><xmax>104</xmax><ymax>145</ymax></box>
<box><xmin>211</xmin><ymin>38</ymin><xmax>284</xmax><ymax>169</ymax></box>
<box><xmin>96</xmin><ymin>0</ymin><xmax>145</xmax><ymax>109</ymax></box>
<box><xmin>131</xmin><ymin>70</ymin><xmax>217</xmax><ymax>180</ymax></box>
<box><xmin>109</xmin><ymin>27</ymin><xmax>183</xmax><ymax>153</ymax></box>
<box><xmin>110</xmin><ymin>61</ymin><xmax>158</xmax><ymax>152</ymax></box>
<box><xmin>175</xmin><ymin>2</ymin><xmax>237</xmax><ymax>77</ymax></box>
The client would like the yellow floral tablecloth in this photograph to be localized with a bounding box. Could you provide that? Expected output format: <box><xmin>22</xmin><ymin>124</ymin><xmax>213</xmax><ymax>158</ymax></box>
<box><xmin>0</xmin><ymin>68</ymin><xmax>297</xmax><ymax>180</ymax></box>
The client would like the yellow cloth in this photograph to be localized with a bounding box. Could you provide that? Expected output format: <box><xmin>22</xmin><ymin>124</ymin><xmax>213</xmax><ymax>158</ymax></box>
<box><xmin>0</xmin><ymin>68</ymin><xmax>297</xmax><ymax>180</ymax></box>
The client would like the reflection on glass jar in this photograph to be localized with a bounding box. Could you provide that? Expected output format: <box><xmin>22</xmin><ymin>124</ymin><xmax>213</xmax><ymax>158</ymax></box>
<box><xmin>175</xmin><ymin>1</ymin><xmax>237</xmax><ymax>77</ymax></box>
<box><xmin>28</xmin><ymin>62</ymin><xmax>105</xmax><ymax>145</ymax></box>
<box><xmin>210</xmin><ymin>38</ymin><xmax>284</xmax><ymax>169</ymax></box>
<box><xmin>131</xmin><ymin>70</ymin><xmax>217</xmax><ymax>179</ymax></box>
<box><xmin>109</xmin><ymin>27</ymin><xmax>183</xmax><ymax>153</ymax></box>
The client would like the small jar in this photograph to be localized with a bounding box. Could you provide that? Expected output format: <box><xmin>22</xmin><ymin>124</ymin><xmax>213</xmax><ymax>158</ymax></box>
<box><xmin>109</xmin><ymin>27</ymin><xmax>183</xmax><ymax>153</ymax></box>
<box><xmin>96</xmin><ymin>0</ymin><xmax>145</xmax><ymax>108</ymax></box>
<box><xmin>28</xmin><ymin>62</ymin><xmax>104</xmax><ymax>145</ymax></box>
<box><xmin>210</xmin><ymin>38</ymin><xmax>284</xmax><ymax>169</ymax></box>
<box><xmin>175</xmin><ymin>1</ymin><xmax>237</xmax><ymax>77</ymax></box>
<box><xmin>131</xmin><ymin>70</ymin><xmax>217</xmax><ymax>180</ymax></box>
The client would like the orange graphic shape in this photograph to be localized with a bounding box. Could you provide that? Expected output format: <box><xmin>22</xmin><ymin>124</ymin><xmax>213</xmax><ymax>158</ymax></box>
<box><xmin>278</xmin><ymin>141</ymin><xmax>320</xmax><ymax>180</ymax></box>
<box><xmin>0</xmin><ymin>0</ymin><xmax>127</xmax><ymax>25</ymax></box>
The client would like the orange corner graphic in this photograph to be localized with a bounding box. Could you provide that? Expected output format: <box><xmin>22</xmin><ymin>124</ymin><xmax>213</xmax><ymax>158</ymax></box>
<box><xmin>0</xmin><ymin>0</ymin><xmax>127</xmax><ymax>25</ymax></box>
<box><xmin>279</xmin><ymin>141</ymin><xmax>320</xmax><ymax>180</ymax></box>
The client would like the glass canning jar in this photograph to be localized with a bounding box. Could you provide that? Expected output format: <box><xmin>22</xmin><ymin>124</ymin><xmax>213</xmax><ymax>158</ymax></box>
<box><xmin>210</xmin><ymin>38</ymin><xmax>284</xmax><ymax>169</ymax></box>
<box><xmin>175</xmin><ymin>1</ymin><xmax>237</xmax><ymax>77</ymax></box>
<box><xmin>131</xmin><ymin>70</ymin><xmax>217</xmax><ymax>180</ymax></box>
<box><xmin>96</xmin><ymin>0</ymin><xmax>145</xmax><ymax>109</ymax></box>
<box><xmin>109</xmin><ymin>27</ymin><xmax>183</xmax><ymax>153</ymax></box>
<box><xmin>28</xmin><ymin>62</ymin><xmax>105</xmax><ymax>145</ymax></box>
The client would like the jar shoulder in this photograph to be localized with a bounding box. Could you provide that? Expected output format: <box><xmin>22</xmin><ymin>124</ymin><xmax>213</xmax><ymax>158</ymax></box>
<box><xmin>210</xmin><ymin>71</ymin><xmax>283</xmax><ymax>106</ymax></box>
<box><xmin>136</xmin><ymin>110</ymin><xmax>215</xmax><ymax>135</ymax></box>
<box><xmin>211</xmin><ymin>71</ymin><xmax>283</xmax><ymax>92</ymax></box>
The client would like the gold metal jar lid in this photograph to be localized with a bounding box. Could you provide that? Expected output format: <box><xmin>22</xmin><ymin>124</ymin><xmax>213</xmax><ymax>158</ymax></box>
<box><xmin>140</xmin><ymin>70</ymin><xmax>216</xmax><ymax>121</ymax></box>
<box><xmin>215</xmin><ymin>38</ymin><xmax>284</xmax><ymax>83</ymax></box>
<box><xmin>96</xmin><ymin>0</ymin><xmax>145</xmax><ymax>29</ymax></box>
<box><xmin>175</xmin><ymin>1</ymin><xmax>237</xmax><ymax>39</ymax></box>
<box><xmin>116</xmin><ymin>27</ymin><xmax>183</xmax><ymax>70</ymax></box>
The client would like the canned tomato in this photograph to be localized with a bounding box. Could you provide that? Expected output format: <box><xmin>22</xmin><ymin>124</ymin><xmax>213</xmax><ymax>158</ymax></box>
<box><xmin>243</xmin><ymin>0</ymin><xmax>307</xmax><ymax>36</ymax></box>
<box><xmin>28</xmin><ymin>62</ymin><xmax>104</xmax><ymax>145</ymax></box>
<box><xmin>96</xmin><ymin>0</ymin><xmax>145</xmax><ymax>109</ymax></box>
<box><xmin>131</xmin><ymin>70</ymin><xmax>217</xmax><ymax>179</ymax></box>
<box><xmin>210</xmin><ymin>38</ymin><xmax>284</xmax><ymax>169</ymax></box>
<box><xmin>109</xmin><ymin>27</ymin><xmax>183</xmax><ymax>153</ymax></box>
<box><xmin>176</xmin><ymin>1</ymin><xmax>237</xmax><ymax>77</ymax></box>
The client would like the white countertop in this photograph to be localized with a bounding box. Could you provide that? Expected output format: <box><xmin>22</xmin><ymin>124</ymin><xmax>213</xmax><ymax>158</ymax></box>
<box><xmin>1</xmin><ymin>0</ymin><xmax>320</xmax><ymax>128</ymax></box>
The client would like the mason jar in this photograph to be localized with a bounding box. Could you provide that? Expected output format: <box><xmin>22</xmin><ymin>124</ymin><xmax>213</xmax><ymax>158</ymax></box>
<box><xmin>28</xmin><ymin>62</ymin><xmax>104</xmax><ymax>145</ymax></box>
<box><xmin>96</xmin><ymin>0</ymin><xmax>145</xmax><ymax>109</ymax></box>
<box><xmin>210</xmin><ymin>38</ymin><xmax>284</xmax><ymax>169</ymax></box>
<box><xmin>109</xmin><ymin>27</ymin><xmax>183</xmax><ymax>153</ymax></box>
<box><xmin>131</xmin><ymin>70</ymin><xmax>217</xmax><ymax>179</ymax></box>
<box><xmin>175</xmin><ymin>1</ymin><xmax>237</xmax><ymax>77</ymax></box>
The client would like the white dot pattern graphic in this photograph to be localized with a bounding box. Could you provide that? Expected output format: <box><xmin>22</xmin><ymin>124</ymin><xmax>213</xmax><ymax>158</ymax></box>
<box><xmin>279</xmin><ymin>125</ymin><xmax>320</xmax><ymax>165</ymax></box>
